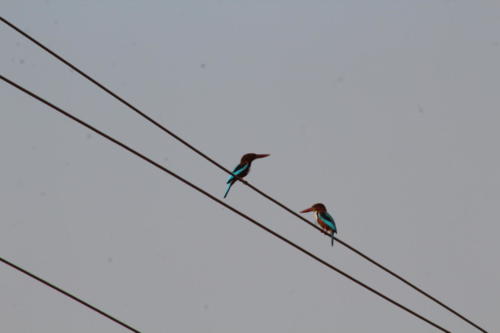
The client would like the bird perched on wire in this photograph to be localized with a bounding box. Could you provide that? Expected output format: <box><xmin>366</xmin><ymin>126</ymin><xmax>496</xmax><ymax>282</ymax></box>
<box><xmin>300</xmin><ymin>203</ymin><xmax>337</xmax><ymax>246</ymax></box>
<box><xmin>224</xmin><ymin>153</ymin><xmax>270</xmax><ymax>198</ymax></box>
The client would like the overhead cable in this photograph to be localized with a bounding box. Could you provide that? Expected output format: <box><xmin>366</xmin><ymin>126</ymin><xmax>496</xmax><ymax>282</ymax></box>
<box><xmin>1</xmin><ymin>74</ymin><xmax>451</xmax><ymax>332</ymax></box>
<box><xmin>0</xmin><ymin>256</ymin><xmax>140</xmax><ymax>333</ymax></box>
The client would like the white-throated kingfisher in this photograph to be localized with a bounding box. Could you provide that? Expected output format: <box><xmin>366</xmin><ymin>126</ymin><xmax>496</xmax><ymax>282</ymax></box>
<box><xmin>224</xmin><ymin>153</ymin><xmax>270</xmax><ymax>198</ymax></box>
<box><xmin>300</xmin><ymin>203</ymin><xmax>337</xmax><ymax>246</ymax></box>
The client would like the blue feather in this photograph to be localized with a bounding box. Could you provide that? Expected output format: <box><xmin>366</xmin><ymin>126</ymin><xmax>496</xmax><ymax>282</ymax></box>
<box><xmin>223</xmin><ymin>182</ymin><xmax>233</xmax><ymax>198</ymax></box>
<box><xmin>319</xmin><ymin>212</ymin><xmax>337</xmax><ymax>246</ymax></box>
<box><xmin>224</xmin><ymin>163</ymin><xmax>249</xmax><ymax>198</ymax></box>
<box><xmin>226</xmin><ymin>163</ymin><xmax>249</xmax><ymax>184</ymax></box>
<box><xmin>319</xmin><ymin>212</ymin><xmax>337</xmax><ymax>233</ymax></box>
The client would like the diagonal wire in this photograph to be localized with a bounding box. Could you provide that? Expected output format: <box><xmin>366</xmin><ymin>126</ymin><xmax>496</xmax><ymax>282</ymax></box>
<box><xmin>0</xmin><ymin>256</ymin><xmax>141</xmax><ymax>333</ymax></box>
<box><xmin>1</xmin><ymin>74</ymin><xmax>451</xmax><ymax>333</ymax></box>
<box><xmin>0</xmin><ymin>16</ymin><xmax>487</xmax><ymax>333</ymax></box>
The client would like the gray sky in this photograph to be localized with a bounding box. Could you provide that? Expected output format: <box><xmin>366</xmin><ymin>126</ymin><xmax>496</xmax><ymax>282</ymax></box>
<box><xmin>1</xmin><ymin>1</ymin><xmax>499</xmax><ymax>332</ymax></box>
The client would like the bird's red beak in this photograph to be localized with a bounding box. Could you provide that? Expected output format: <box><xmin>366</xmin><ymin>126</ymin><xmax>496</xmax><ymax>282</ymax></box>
<box><xmin>254</xmin><ymin>154</ymin><xmax>270</xmax><ymax>159</ymax></box>
<box><xmin>300</xmin><ymin>207</ymin><xmax>314</xmax><ymax>213</ymax></box>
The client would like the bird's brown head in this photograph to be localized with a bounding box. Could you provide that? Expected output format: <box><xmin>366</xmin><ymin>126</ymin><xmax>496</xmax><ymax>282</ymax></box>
<box><xmin>300</xmin><ymin>203</ymin><xmax>327</xmax><ymax>213</ymax></box>
<box><xmin>241</xmin><ymin>153</ymin><xmax>270</xmax><ymax>164</ymax></box>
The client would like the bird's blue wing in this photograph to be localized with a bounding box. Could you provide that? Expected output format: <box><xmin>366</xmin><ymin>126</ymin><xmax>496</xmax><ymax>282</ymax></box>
<box><xmin>226</xmin><ymin>163</ymin><xmax>249</xmax><ymax>184</ymax></box>
<box><xmin>319</xmin><ymin>212</ymin><xmax>337</xmax><ymax>233</ymax></box>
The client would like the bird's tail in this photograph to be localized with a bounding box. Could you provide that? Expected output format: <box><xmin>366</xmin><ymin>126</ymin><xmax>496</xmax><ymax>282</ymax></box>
<box><xmin>331</xmin><ymin>232</ymin><xmax>335</xmax><ymax>246</ymax></box>
<box><xmin>223</xmin><ymin>181</ymin><xmax>234</xmax><ymax>198</ymax></box>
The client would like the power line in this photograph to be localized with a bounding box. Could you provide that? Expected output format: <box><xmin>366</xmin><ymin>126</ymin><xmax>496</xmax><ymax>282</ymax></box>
<box><xmin>0</xmin><ymin>16</ymin><xmax>487</xmax><ymax>333</ymax></box>
<box><xmin>1</xmin><ymin>74</ymin><xmax>451</xmax><ymax>333</ymax></box>
<box><xmin>0</xmin><ymin>256</ymin><xmax>141</xmax><ymax>333</ymax></box>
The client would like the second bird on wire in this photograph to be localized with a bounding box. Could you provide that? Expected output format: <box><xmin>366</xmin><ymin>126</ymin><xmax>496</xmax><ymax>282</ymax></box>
<box><xmin>301</xmin><ymin>203</ymin><xmax>337</xmax><ymax>246</ymax></box>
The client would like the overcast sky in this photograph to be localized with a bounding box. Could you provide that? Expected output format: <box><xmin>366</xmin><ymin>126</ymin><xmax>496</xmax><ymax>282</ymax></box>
<box><xmin>1</xmin><ymin>1</ymin><xmax>499</xmax><ymax>332</ymax></box>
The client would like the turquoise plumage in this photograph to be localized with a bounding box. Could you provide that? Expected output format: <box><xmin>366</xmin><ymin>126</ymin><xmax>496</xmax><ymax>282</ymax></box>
<box><xmin>224</xmin><ymin>163</ymin><xmax>249</xmax><ymax>198</ymax></box>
